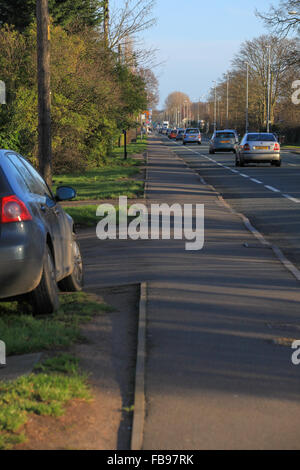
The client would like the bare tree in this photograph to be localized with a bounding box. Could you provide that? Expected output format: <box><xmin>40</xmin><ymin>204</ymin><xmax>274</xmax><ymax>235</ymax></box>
<box><xmin>256</xmin><ymin>1</ymin><xmax>300</xmax><ymax>36</ymax></box>
<box><xmin>138</xmin><ymin>67</ymin><xmax>159</xmax><ymax>108</ymax></box>
<box><xmin>108</xmin><ymin>0</ymin><xmax>156</xmax><ymax>49</ymax></box>
<box><xmin>164</xmin><ymin>91</ymin><xmax>190</xmax><ymax>109</ymax></box>
<box><xmin>231</xmin><ymin>35</ymin><xmax>299</xmax><ymax>128</ymax></box>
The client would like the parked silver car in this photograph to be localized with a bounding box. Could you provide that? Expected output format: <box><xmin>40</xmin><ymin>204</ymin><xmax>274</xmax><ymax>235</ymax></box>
<box><xmin>209</xmin><ymin>130</ymin><xmax>239</xmax><ymax>154</ymax></box>
<box><xmin>183</xmin><ymin>128</ymin><xmax>202</xmax><ymax>145</ymax></box>
<box><xmin>236</xmin><ymin>133</ymin><xmax>281</xmax><ymax>167</ymax></box>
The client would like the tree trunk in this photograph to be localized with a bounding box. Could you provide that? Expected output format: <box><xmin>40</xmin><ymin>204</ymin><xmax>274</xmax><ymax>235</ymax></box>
<box><xmin>36</xmin><ymin>0</ymin><xmax>52</xmax><ymax>187</ymax></box>
<box><xmin>103</xmin><ymin>0</ymin><xmax>109</xmax><ymax>46</ymax></box>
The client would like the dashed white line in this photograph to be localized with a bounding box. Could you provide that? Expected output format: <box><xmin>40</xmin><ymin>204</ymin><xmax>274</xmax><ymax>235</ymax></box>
<box><xmin>264</xmin><ymin>185</ymin><xmax>281</xmax><ymax>193</ymax></box>
<box><xmin>282</xmin><ymin>194</ymin><xmax>300</xmax><ymax>203</ymax></box>
<box><xmin>250</xmin><ymin>178</ymin><xmax>263</xmax><ymax>184</ymax></box>
<box><xmin>171</xmin><ymin>143</ymin><xmax>300</xmax><ymax>205</ymax></box>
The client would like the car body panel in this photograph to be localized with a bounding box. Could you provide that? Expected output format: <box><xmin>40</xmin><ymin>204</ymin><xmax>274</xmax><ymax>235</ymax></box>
<box><xmin>183</xmin><ymin>128</ymin><xmax>202</xmax><ymax>144</ymax></box>
<box><xmin>175</xmin><ymin>129</ymin><xmax>185</xmax><ymax>141</ymax></box>
<box><xmin>210</xmin><ymin>130</ymin><xmax>239</xmax><ymax>153</ymax></box>
<box><xmin>169</xmin><ymin>129</ymin><xmax>178</xmax><ymax>139</ymax></box>
<box><xmin>0</xmin><ymin>149</ymin><xmax>75</xmax><ymax>300</ymax></box>
<box><xmin>238</xmin><ymin>133</ymin><xmax>281</xmax><ymax>164</ymax></box>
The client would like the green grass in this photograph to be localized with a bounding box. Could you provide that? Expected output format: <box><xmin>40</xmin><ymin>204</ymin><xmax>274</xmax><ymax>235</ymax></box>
<box><xmin>282</xmin><ymin>144</ymin><xmax>300</xmax><ymax>149</ymax></box>
<box><xmin>0</xmin><ymin>292</ymin><xmax>114</xmax><ymax>356</ymax></box>
<box><xmin>110</xmin><ymin>136</ymin><xmax>147</xmax><ymax>159</ymax></box>
<box><xmin>0</xmin><ymin>353</ymin><xmax>90</xmax><ymax>449</ymax></box>
<box><xmin>53</xmin><ymin>137</ymin><xmax>147</xmax><ymax>200</ymax></box>
<box><xmin>63</xmin><ymin>204</ymin><xmax>139</xmax><ymax>227</ymax></box>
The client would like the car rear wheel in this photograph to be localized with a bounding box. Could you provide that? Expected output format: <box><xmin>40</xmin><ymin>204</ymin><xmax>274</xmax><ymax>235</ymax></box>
<box><xmin>58</xmin><ymin>238</ymin><xmax>83</xmax><ymax>292</ymax></box>
<box><xmin>28</xmin><ymin>245</ymin><xmax>59</xmax><ymax>315</ymax></box>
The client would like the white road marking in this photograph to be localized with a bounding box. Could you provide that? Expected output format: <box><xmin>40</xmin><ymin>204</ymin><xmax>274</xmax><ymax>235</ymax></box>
<box><xmin>282</xmin><ymin>194</ymin><xmax>300</xmax><ymax>203</ymax></box>
<box><xmin>250</xmin><ymin>178</ymin><xmax>263</xmax><ymax>184</ymax></box>
<box><xmin>170</xmin><ymin>142</ymin><xmax>300</xmax><ymax>205</ymax></box>
<box><xmin>264</xmin><ymin>185</ymin><xmax>281</xmax><ymax>193</ymax></box>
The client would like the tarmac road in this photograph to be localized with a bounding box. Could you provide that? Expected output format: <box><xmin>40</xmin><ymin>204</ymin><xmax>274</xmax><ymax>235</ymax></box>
<box><xmin>165</xmin><ymin>136</ymin><xmax>300</xmax><ymax>270</ymax></box>
<box><xmin>78</xmin><ymin>136</ymin><xmax>300</xmax><ymax>449</ymax></box>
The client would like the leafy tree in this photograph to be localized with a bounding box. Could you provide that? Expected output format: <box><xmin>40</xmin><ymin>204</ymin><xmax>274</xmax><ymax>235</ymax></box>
<box><xmin>0</xmin><ymin>22</ymin><xmax>149</xmax><ymax>171</ymax></box>
<box><xmin>0</xmin><ymin>0</ymin><xmax>104</xmax><ymax>32</ymax></box>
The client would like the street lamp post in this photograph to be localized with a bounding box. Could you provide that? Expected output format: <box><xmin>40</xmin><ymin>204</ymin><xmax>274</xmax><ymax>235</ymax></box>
<box><xmin>213</xmin><ymin>81</ymin><xmax>217</xmax><ymax>133</ymax></box>
<box><xmin>266</xmin><ymin>45</ymin><xmax>271</xmax><ymax>133</ymax></box>
<box><xmin>226</xmin><ymin>73</ymin><xmax>229</xmax><ymax>128</ymax></box>
<box><xmin>245</xmin><ymin>62</ymin><xmax>249</xmax><ymax>133</ymax></box>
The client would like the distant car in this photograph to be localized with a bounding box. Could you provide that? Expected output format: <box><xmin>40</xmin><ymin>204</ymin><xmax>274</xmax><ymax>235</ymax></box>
<box><xmin>236</xmin><ymin>133</ymin><xmax>281</xmax><ymax>167</ymax></box>
<box><xmin>209</xmin><ymin>130</ymin><xmax>239</xmax><ymax>154</ymax></box>
<box><xmin>169</xmin><ymin>129</ymin><xmax>178</xmax><ymax>139</ymax></box>
<box><xmin>161</xmin><ymin>127</ymin><xmax>168</xmax><ymax>135</ymax></box>
<box><xmin>183</xmin><ymin>128</ymin><xmax>202</xmax><ymax>145</ymax></box>
<box><xmin>0</xmin><ymin>149</ymin><xmax>84</xmax><ymax>314</ymax></box>
<box><xmin>175</xmin><ymin>129</ymin><xmax>185</xmax><ymax>141</ymax></box>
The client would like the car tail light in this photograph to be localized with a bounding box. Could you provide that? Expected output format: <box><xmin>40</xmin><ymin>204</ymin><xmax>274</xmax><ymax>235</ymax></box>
<box><xmin>244</xmin><ymin>143</ymin><xmax>250</xmax><ymax>151</ymax></box>
<box><xmin>274</xmin><ymin>142</ymin><xmax>280</xmax><ymax>151</ymax></box>
<box><xmin>0</xmin><ymin>195</ymin><xmax>32</xmax><ymax>223</ymax></box>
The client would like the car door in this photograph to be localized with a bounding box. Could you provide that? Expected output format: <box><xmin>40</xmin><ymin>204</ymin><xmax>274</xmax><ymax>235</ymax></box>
<box><xmin>6</xmin><ymin>153</ymin><xmax>66</xmax><ymax>280</ymax></box>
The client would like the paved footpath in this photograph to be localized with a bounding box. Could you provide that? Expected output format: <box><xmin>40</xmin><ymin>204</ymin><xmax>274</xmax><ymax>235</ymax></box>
<box><xmin>79</xmin><ymin>137</ymin><xmax>300</xmax><ymax>449</ymax></box>
<box><xmin>142</xmin><ymin>137</ymin><xmax>300</xmax><ymax>450</ymax></box>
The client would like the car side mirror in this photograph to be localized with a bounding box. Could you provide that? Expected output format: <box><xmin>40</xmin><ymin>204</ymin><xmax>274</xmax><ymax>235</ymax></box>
<box><xmin>56</xmin><ymin>186</ymin><xmax>76</xmax><ymax>201</ymax></box>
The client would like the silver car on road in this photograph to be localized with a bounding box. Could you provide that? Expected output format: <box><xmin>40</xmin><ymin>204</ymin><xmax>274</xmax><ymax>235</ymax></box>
<box><xmin>236</xmin><ymin>133</ymin><xmax>281</xmax><ymax>167</ymax></box>
<box><xmin>209</xmin><ymin>130</ymin><xmax>239</xmax><ymax>154</ymax></box>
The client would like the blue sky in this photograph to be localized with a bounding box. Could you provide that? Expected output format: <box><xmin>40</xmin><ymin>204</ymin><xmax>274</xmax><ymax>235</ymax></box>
<box><xmin>141</xmin><ymin>0</ymin><xmax>280</xmax><ymax>108</ymax></box>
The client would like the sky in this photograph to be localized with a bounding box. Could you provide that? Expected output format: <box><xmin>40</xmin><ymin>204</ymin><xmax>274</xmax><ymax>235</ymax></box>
<box><xmin>140</xmin><ymin>0</ymin><xmax>281</xmax><ymax>108</ymax></box>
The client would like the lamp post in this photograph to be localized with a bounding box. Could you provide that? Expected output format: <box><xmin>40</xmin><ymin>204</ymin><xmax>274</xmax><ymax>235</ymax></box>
<box><xmin>213</xmin><ymin>81</ymin><xmax>217</xmax><ymax>132</ymax></box>
<box><xmin>184</xmin><ymin>100</ymin><xmax>188</xmax><ymax>128</ymax></box>
<box><xmin>245</xmin><ymin>62</ymin><xmax>249</xmax><ymax>133</ymax></box>
<box><xmin>226</xmin><ymin>73</ymin><xmax>229</xmax><ymax>128</ymax></box>
<box><xmin>266</xmin><ymin>45</ymin><xmax>271</xmax><ymax>133</ymax></box>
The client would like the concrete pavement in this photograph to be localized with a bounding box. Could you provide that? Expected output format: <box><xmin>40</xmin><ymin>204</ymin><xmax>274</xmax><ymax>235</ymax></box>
<box><xmin>78</xmin><ymin>137</ymin><xmax>300</xmax><ymax>449</ymax></box>
<box><xmin>142</xmin><ymin>137</ymin><xmax>300</xmax><ymax>450</ymax></box>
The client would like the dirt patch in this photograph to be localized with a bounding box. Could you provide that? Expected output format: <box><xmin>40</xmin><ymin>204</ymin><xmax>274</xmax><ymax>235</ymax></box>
<box><xmin>15</xmin><ymin>284</ymin><xmax>139</xmax><ymax>450</ymax></box>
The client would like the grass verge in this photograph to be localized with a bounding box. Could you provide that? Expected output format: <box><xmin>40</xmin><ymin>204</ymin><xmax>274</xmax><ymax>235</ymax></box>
<box><xmin>0</xmin><ymin>292</ymin><xmax>114</xmax><ymax>356</ymax></box>
<box><xmin>0</xmin><ymin>353</ymin><xmax>91</xmax><ymax>449</ymax></box>
<box><xmin>53</xmin><ymin>137</ymin><xmax>146</xmax><ymax>200</ymax></box>
<box><xmin>63</xmin><ymin>205</ymin><xmax>140</xmax><ymax>228</ymax></box>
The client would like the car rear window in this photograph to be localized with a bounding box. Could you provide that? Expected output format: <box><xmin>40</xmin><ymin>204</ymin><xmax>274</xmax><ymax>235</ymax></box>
<box><xmin>215</xmin><ymin>132</ymin><xmax>235</xmax><ymax>139</ymax></box>
<box><xmin>0</xmin><ymin>165</ymin><xmax>10</xmax><ymax>196</ymax></box>
<box><xmin>186</xmin><ymin>129</ymin><xmax>199</xmax><ymax>134</ymax></box>
<box><xmin>247</xmin><ymin>134</ymin><xmax>276</xmax><ymax>142</ymax></box>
